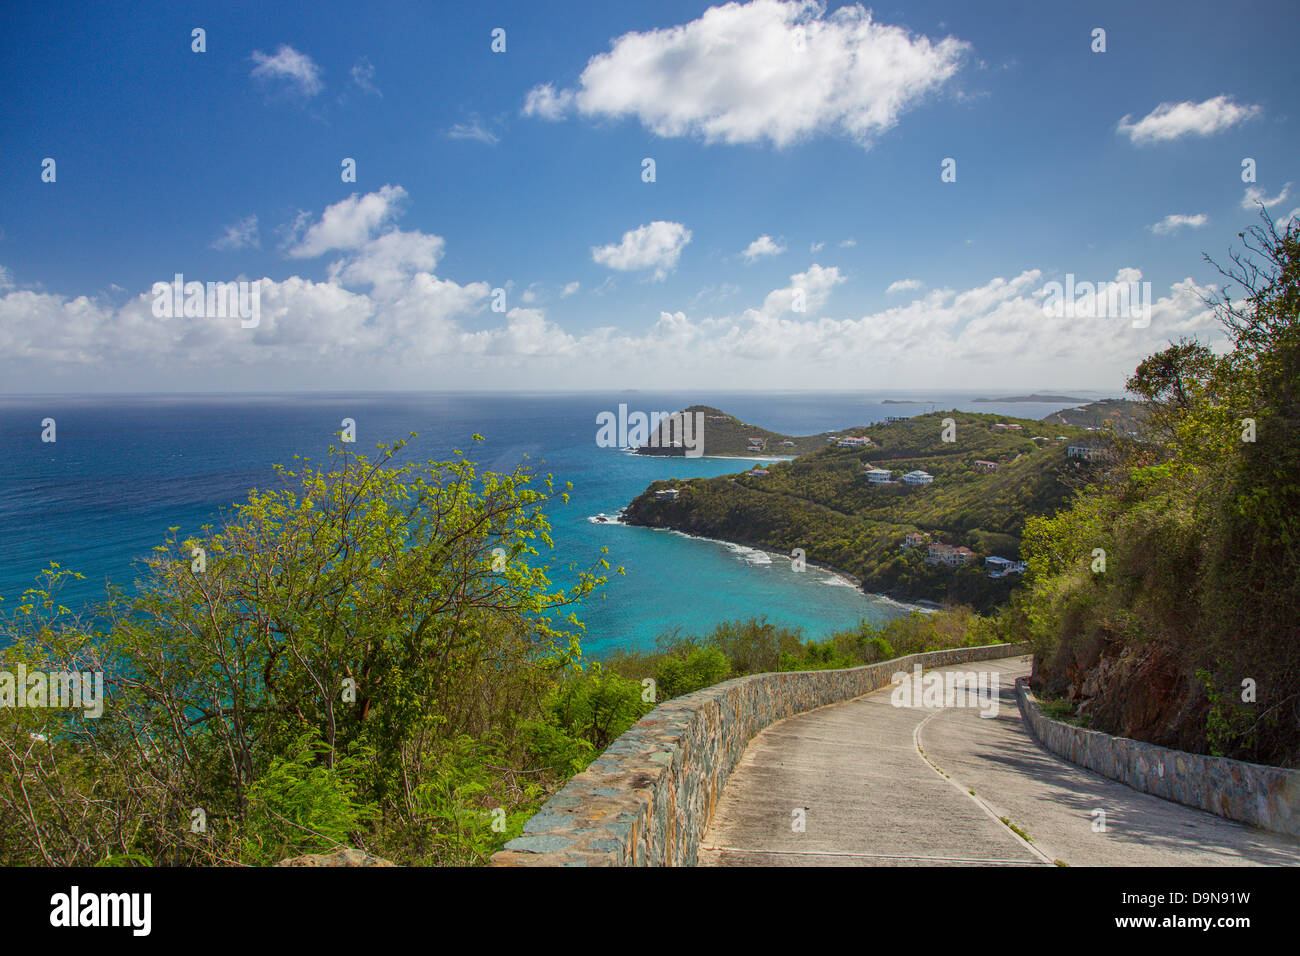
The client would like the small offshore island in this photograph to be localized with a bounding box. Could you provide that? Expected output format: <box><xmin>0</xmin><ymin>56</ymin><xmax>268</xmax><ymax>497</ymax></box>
<box><xmin>621</xmin><ymin>402</ymin><xmax>1135</xmax><ymax>611</ymax></box>
<box><xmin>972</xmin><ymin>393</ymin><xmax>1090</xmax><ymax>403</ymax></box>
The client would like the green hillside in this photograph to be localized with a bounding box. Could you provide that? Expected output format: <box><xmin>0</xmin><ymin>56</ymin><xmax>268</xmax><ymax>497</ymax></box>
<box><xmin>1018</xmin><ymin>213</ymin><xmax>1300</xmax><ymax>764</ymax></box>
<box><xmin>1040</xmin><ymin>398</ymin><xmax>1146</xmax><ymax>435</ymax></box>
<box><xmin>624</xmin><ymin>410</ymin><xmax>1098</xmax><ymax>610</ymax></box>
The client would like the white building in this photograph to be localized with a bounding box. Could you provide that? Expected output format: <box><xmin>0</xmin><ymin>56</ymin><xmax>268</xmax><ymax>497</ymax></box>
<box><xmin>654</xmin><ymin>488</ymin><xmax>680</xmax><ymax>501</ymax></box>
<box><xmin>865</xmin><ymin>468</ymin><xmax>893</xmax><ymax>484</ymax></box>
<box><xmin>1067</xmin><ymin>443</ymin><xmax>1107</xmax><ymax>461</ymax></box>
<box><xmin>986</xmin><ymin>555</ymin><xmax>1027</xmax><ymax>578</ymax></box>
<box><xmin>927</xmin><ymin>543</ymin><xmax>974</xmax><ymax>567</ymax></box>
<box><xmin>901</xmin><ymin>470</ymin><xmax>934</xmax><ymax>486</ymax></box>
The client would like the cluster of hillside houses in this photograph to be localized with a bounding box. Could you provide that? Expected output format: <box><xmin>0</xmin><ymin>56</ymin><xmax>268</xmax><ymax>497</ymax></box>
<box><xmin>657</xmin><ymin>415</ymin><xmax>1079</xmax><ymax>579</ymax></box>
<box><xmin>990</xmin><ymin>421</ymin><xmax>1109</xmax><ymax>461</ymax></box>
<box><xmin>862</xmin><ymin>452</ymin><xmax>1005</xmax><ymax>488</ymax></box>
<box><xmin>864</xmin><ymin>467</ymin><xmax>933</xmax><ymax>485</ymax></box>
<box><xmin>901</xmin><ymin>531</ymin><xmax>1025</xmax><ymax>578</ymax></box>
<box><xmin>745</xmin><ymin>436</ymin><xmax>799</xmax><ymax>453</ymax></box>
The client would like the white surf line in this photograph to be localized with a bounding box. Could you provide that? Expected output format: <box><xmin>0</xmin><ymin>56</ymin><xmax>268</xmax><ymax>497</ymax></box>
<box><xmin>698</xmin><ymin>846</ymin><xmax>1041</xmax><ymax>865</ymax></box>
<box><xmin>912</xmin><ymin>701</ymin><xmax>1056</xmax><ymax>866</ymax></box>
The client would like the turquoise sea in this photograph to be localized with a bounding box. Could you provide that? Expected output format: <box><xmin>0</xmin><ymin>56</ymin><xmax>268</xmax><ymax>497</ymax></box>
<box><xmin>0</xmin><ymin>391</ymin><xmax>1098</xmax><ymax>655</ymax></box>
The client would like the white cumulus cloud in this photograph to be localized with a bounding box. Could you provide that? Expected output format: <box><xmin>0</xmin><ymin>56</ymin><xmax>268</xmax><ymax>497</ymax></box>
<box><xmin>1150</xmin><ymin>213</ymin><xmax>1208</xmax><ymax>236</ymax></box>
<box><xmin>761</xmin><ymin>263</ymin><xmax>844</xmax><ymax>314</ymax></box>
<box><xmin>285</xmin><ymin>185</ymin><xmax>408</xmax><ymax>259</ymax></box>
<box><xmin>331</xmin><ymin>229</ymin><xmax>445</xmax><ymax>292</ymax></box>
<box><xmin>0</xmin><ymin>257</ymin><xmax>1222</xmax><ymax>392</ymax></box>
<box><xmin>886</xmin><ymin>278</ymin><xmax>922</xmax><ymax>294</ymax></box>
<box><xmin>523</xmin><ymin>0</ymin><xmax>968</xmax><ymax>148</ymax></box>
<box><xmin>591</xmin><ymin>221</ymin><xmax>692</xmax><ymax>279</ymax></box>
<box><xmin>522</xmin><ymin>84</ymin><xmax>574</xmax><ymax>121</ymax></box>
<box><xmin>1242</xmin><ymin>183</ymin><xmax>1292</xmax><ymax>210</ymax></box>
<box><xmin>1118</xmin><ymin>95</ymin><xmax>1260</xmax><ymax>145</ymax></box>
<box><xmin>741</xmin><ymin>234</ymin><xmax>786</xmax><ymax>262</ymax></box>
<box><xmin>250</xmin><ymin>45</ymin><xmax>324</xmax><ymax>98</ymax></box>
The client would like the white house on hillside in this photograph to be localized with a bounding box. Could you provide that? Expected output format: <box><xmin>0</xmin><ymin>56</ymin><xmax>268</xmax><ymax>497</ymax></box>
<box><xmin>986</xmin><ymin>555</ymin><xmax>1027</xmax><ymax>578</ymax></box>
<box><xmin>927</xmin><ymin>543</ymin><xmax>974</xmax><ymax>566</ymax></box>
<box><xmin>864</xmin><ymin>467</ymin><xmax>893</xmax><ymax>484</ymax></box>
<box><xmin>901</xmin><ymin>470</ymin><xmax>934</xmax><ymax>486</ymax></box>
<box><xmin>1067</xmin><ymin>443</ymin><xmax>1108</xmax><ymax>461</ymax></box>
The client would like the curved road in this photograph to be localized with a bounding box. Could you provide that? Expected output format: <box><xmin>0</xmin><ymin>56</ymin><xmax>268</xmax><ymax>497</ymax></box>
<box><xmin>699</xmin><ymin>655</ymin><xmax>1300</xmax><ymax>866</ymax></box>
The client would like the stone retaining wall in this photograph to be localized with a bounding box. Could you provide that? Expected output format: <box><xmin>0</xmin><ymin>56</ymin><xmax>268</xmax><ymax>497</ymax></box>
<box><xmin>1016</xmin><ymin>678</ymin><xmax>1300</xmax><ymax>839</ymax></box>
<box><xmin>489</xmin><ymin>642</ymin><xmax>1032</xmax><ymax>866</ymax></box>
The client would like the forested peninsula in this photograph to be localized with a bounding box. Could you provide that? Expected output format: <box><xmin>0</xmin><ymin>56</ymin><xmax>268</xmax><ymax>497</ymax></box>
<box><xmin>623</xmin><ymin>407</ymin><xmax>1114</xmax><ymax>610</ymax></box>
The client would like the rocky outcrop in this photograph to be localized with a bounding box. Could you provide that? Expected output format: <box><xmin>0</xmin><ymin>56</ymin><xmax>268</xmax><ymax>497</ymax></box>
<box><xmin>1038</xmin><ymin>638</ymin><xmax>1210</xmax><ymax>754</ymax></box>
<box><xmin>276</xmin><ymin>848</ymin><xmax>394</xmax><ymax>867</ymax></box>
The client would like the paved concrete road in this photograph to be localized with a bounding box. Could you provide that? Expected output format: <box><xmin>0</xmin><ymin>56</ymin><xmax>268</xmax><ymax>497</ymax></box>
<box><xmin>698</xmin><ymin>655</ymin><xmax>1300</xmax><ymax>866</ymax></box>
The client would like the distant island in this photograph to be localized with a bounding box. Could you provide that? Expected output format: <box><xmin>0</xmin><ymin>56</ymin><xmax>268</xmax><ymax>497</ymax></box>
<box><xmin>880</xmin><ymin>399</ymin><xmax>932</xmax><ymax>405</ymax></box>
<box><xmin>974</xmin><ymin>393</ymin><xmax>1090</xmax><ymax>403</ymax></box>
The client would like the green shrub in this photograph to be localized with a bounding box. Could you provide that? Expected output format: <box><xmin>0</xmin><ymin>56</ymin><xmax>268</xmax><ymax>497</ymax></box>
<box><xmin>241</xmin><ymin>731</ymin><xmax>374</xmax><ymax>865</ymax></box>
<box><xmin>656</xmin><ymin>646</ymin><xmax>731</xmax><ymax>697</ymax></box>
<box><xmin>543</xmin><ymin>664</ymin><xmax>649</xmax><ymax>752</ymax></box>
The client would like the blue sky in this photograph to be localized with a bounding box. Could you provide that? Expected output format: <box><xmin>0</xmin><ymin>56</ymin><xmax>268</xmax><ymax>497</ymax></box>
<box><xmin>1</xmin><ymin>0</ymin><xmax>1297</xmax><ymax>392</ymax></box>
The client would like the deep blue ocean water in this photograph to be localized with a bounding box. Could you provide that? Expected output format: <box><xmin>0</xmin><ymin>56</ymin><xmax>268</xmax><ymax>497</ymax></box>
<box><xmin>0</xmin><ymin>391</ymin><xmax>1098</xmax><ymax>655</ymax></box>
